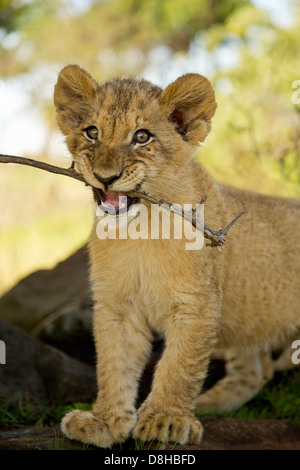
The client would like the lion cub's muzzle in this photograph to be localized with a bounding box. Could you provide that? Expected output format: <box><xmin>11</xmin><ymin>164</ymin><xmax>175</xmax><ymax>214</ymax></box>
<box><xmin>92</xmin><ymin>171</ymin><xmax>140</xmax><ymax>215</ymax></box>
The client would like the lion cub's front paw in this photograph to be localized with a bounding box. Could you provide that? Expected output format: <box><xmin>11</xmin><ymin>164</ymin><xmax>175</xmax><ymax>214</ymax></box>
<box><xmin>133</xmin><ymin>410</ymin><xmax>203</xmax><ymax>445</ymax></box>
<box><xmin>61</xmin><ymin>409</ymin><xmax>136</xmax><ymax>448</ymax></box>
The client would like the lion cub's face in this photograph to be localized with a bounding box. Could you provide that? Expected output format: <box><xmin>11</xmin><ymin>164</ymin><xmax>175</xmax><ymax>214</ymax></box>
<box><xmin>54</xmin><ymin>65</ymin><xmax>216</xmax><ymax>211</ymax></box>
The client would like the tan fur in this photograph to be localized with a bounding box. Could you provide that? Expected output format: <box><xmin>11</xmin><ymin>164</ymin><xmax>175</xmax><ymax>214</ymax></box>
<box><xmin>54</xmin><ymin>65</ymin><xmax>300</xmax><ymax>447</ymax></box>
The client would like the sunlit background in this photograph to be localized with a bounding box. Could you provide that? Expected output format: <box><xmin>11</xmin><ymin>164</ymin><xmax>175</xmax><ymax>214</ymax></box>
<box><xmin>0</xmin><ymin>0</ymin><xmax>300</xmax><ymax>295</ymax></box>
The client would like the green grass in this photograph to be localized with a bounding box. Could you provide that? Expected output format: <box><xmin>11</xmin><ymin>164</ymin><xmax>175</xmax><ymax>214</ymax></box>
<box><xmin>0</xmin><ymin>392</ymin><xmax>70</xmax><ymax>430</ymax></box>
<box><xmin>1</xmin><ymin>369</ymin><xmax>299</xmax><ymax>434</ymax></box>
<box><xmin>0</xmin><ymin>369</ymin><xmax>298</xmax><ymax>450</ymax></box>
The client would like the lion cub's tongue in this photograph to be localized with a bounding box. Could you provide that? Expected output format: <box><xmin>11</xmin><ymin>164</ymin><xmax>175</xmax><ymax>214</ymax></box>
<box><xmin>103</xmin><ymin>190</ymin><xmax>127</xmax><ymax>210</ymax></box>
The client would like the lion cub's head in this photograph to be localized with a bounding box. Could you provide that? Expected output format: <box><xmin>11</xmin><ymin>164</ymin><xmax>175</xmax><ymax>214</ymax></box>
<box><xmin>54</xmin><ymin>65</ymin><xmax>216</xmax><ymax>211</ymax></box>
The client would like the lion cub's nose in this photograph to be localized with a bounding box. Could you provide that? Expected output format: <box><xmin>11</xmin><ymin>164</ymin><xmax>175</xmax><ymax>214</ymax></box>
<box><xmin>93</xmin><ymin>171</ymin><xmax>122</xmax><ymax>187</ymax></box>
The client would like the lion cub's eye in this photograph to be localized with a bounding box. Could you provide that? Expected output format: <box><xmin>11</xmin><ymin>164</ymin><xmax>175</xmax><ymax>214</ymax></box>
<box><xmin>84</xmin><ymin>126</ymin><xmax>98</xmax><ymax>142</ymax></box>
<box><xmin>132</xmin><ymin>129</ymin><xmax>152</xmax><ymax>145</ymax></box>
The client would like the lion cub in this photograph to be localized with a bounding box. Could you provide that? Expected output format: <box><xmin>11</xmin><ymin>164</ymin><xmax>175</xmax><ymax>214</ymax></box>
<box><xmin>54</xmin><ymin>65</ymin><xmax>300</xmax><ymax>447</ymax></box>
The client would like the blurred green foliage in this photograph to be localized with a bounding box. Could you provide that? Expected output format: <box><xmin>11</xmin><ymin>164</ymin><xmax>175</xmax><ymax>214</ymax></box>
<box><xmin>0</xmin><ymin>0</ymin><xmax>250</xmax><ymax>75</ymax></box>
<box><xmin>1</xmin><ymin>368</ymin><xmax>299</xmax><ymax>433</ymax></box>
<box><xmin>201</xmin><ymin>11</ymin><xmax>300</xmax><ymax>194</ymax></box>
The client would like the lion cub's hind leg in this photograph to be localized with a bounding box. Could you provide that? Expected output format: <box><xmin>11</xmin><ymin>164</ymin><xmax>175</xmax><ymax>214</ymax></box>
<box><xmin>195</xmin><ymin>349</ymin><xmax>275</xmax><ymax>414</ymax></box>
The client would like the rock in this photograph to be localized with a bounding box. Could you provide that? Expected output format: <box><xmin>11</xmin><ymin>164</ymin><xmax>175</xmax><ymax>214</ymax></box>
<box><xmin>0</xmin><ymin>246</ymin><xmax>95</xmax><ymax>363</ymax></box>
<box><xmin>0</xmin><ymin>427</ymin><xmax>87</xmax><ymax>450</ymax></box>
<box><xmin>0</xmin><ymin>418</ymin><xmax>299</xmax><ymax>450</ymax></box>
<box><xmin>0</xmin><ymin>319</ymin><xmax>96</xmax><ymax>403</ymax></box>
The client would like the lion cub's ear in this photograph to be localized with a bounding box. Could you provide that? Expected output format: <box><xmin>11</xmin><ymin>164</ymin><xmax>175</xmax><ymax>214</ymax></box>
<box><xmin>159</xmin><ymin>74</ymin><xmax>216</xmax><ymax>145</ymax></box>
<box><xmin>54</xmin><ymin>64</ymin><xmax>98</xmax><ymax>135</ymax></box>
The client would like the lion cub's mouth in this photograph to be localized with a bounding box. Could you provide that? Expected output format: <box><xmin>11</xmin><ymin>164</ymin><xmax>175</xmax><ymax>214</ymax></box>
<box><xmin>93</xmin><ymin>188</ymin><xmax>139</xmax><ymax>215</ymax></box>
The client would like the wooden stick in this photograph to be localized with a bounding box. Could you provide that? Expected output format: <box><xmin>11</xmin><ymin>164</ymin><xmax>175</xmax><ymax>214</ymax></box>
<box><xmin>0</xmin><ymin>154</ymin><xmax>86</xmax><ymax>183</ymax></box>
<box><xmin>0</xmin><ymin>153</ymin><xmax>244</xmax><ymax>246</ymax></box>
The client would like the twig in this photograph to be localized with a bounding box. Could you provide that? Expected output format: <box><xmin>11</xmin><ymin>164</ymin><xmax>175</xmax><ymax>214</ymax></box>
<box><xmin>129</xmin><ymin>190</ymin><xmax>244</xmax><ymax>246</ymax></box>
<box><xmin>0</xmin><ymin>154</ymin><xmax>86</xmax><ymax>184</ymax></box>
<box><xmin>0</xmin><ymin>153</ymin><xmax>244</xmax><ymax>246</ymax></box>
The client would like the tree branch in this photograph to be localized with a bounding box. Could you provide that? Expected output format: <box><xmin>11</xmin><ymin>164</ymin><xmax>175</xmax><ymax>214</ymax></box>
<box><xmin>0</xmin><ymin>153</ymin><xmax>244</xmax><ymax>247</ymax></box>
<box><xmin>0</xmin><ymin>154</ymin><xmax>86</xmax><ymax>184</ymax></box>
